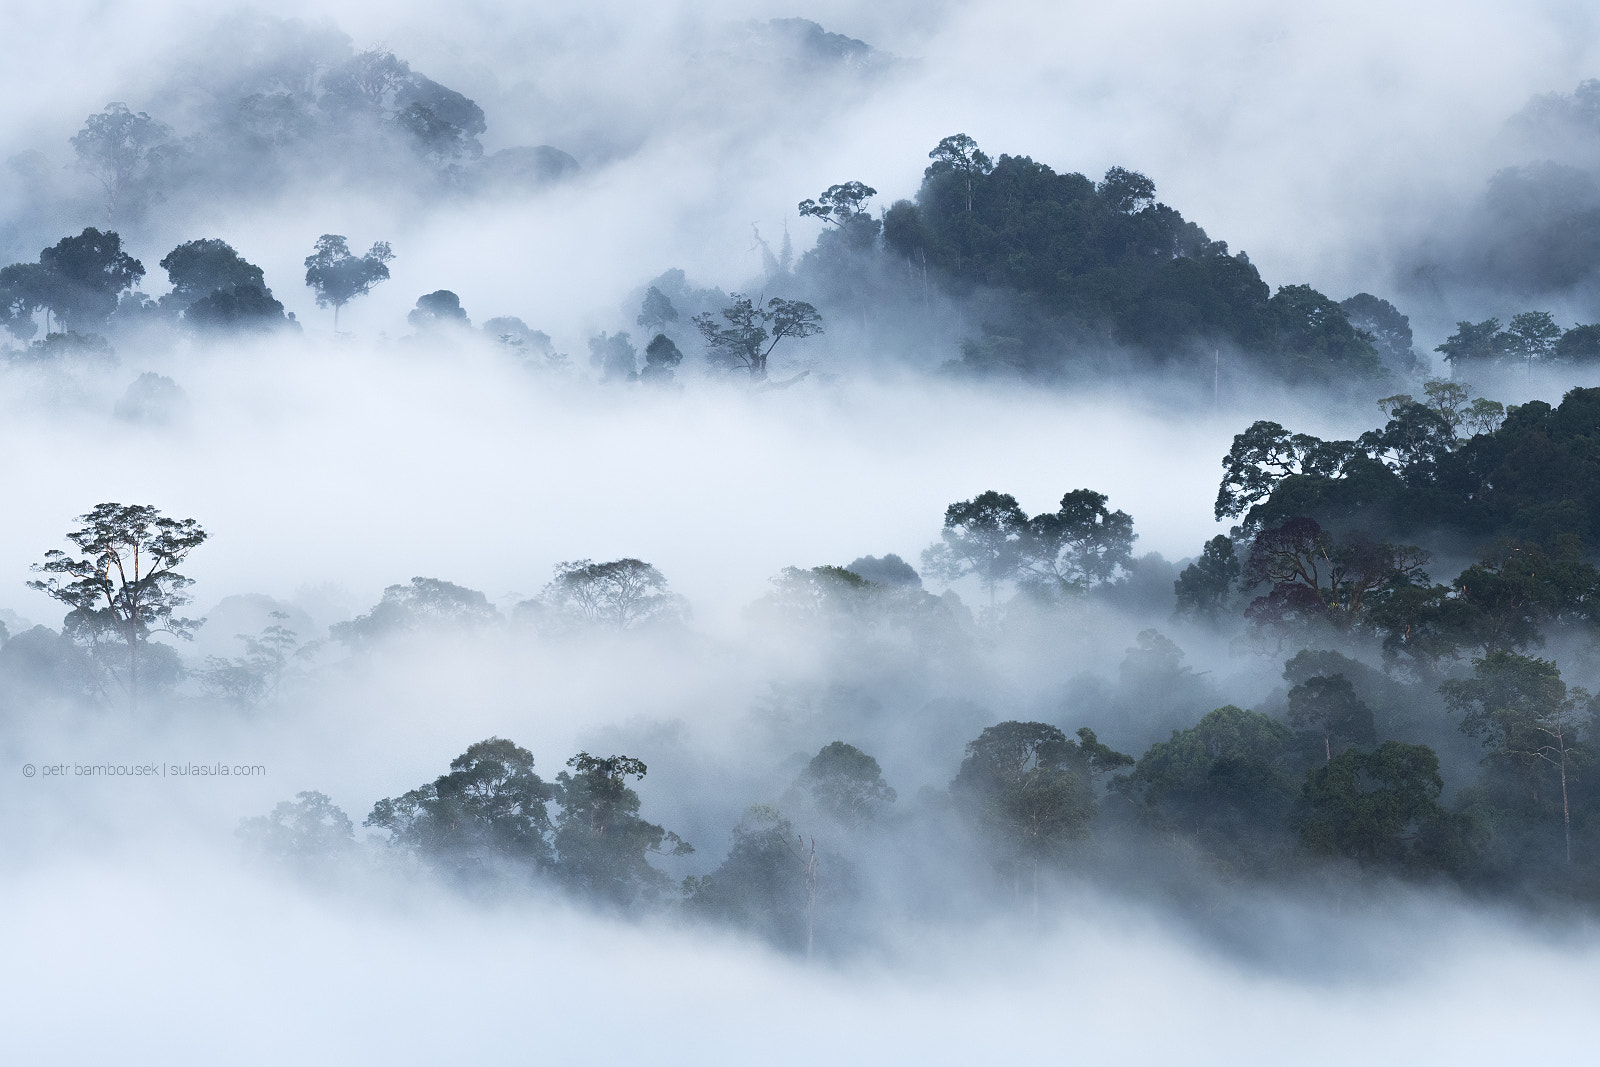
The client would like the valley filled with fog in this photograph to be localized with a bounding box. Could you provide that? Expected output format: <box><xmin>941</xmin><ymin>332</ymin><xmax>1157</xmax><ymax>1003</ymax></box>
<box><xmin>5</xmin><ymin>2</ymin><xmax>1600</xmax><ymax>1062</ymax></box>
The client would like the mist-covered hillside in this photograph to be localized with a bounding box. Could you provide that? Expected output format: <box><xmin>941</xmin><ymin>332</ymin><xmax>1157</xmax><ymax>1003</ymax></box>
<box><xmin>4</xmin><ymin>3</ymin><xmax>1600</xmax><ymax>1064</ymax></box>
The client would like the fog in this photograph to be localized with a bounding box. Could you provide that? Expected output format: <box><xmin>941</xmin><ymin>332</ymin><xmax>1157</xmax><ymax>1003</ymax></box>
<box><xmin>5</xmin><ymin>1</ymin><xmax>1600</xmax><ymax>1061</ymax></box>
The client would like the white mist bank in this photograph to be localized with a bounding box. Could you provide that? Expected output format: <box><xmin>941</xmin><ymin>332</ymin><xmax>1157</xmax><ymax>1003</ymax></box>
<box><xmin>0</xmin><ymin>848</ymin><xmax>1593</xmax><ymax>1066</ymax></box>
<box><xmin>0</xmin><ymin>339</ymin><xmax>1246</xmax><ymax>637</ymax></box>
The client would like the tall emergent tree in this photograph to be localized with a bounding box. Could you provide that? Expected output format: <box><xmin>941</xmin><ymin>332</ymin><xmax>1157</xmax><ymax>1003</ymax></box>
<box><xmin>303</xmin><ymin>234</ymin><xmax>394</xmax><ymax>331</ymax></box>
<box><xmin>692</xmin><ymin>294</ymin><xmax>822</xmax><ymax>380</ymax></box>
<box><xmin>28</xmin><ymin>504</ymin><xmax>207</xmax><ymax>708</ymax></box>
<box><xmin>1440</xmin><ymin>651</ymin><xmax>1588</xmax><ymax>864</ymax></box>
<box><xmin>921</xmin><ymin>490</ymin><xmax>1029</xmax><ymax>608</ymax></box>
<box><xmin>71</xmin><ymin>103</ymin><xmax>174</xmax><ymax>224</ymax></box>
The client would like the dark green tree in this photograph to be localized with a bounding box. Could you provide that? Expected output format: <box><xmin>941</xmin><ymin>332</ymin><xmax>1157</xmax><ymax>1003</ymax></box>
<box><xmin>36</xmin><ymin>228</ymin><xmax>146</xmax><ymax>332</ymax></box>
<box><xmin>159</xmin><ymin>239</ymin><xmax>268</xmax><ymax>310</ymax></box>
<box><xmin>303</xmin><ymin>234</ymin><xmax>394</xmax><ymax>331</ymax></box>
<box><xmin>366</xmin><ymin>737</ymin><xmax>554</xmax><ymax>878</ymax></box>
<box><xmin>552</xmin><ymin>752</ymin><xmax>692</xmax><ymax>906</ymax></box>
<box><xmin>797</xmin><ymin>181</ymin><xmax>878</xmax><ymax>226</ymax></box>
<box><xmin>408</xmin><ymin>289</ymin><xmax>469</xmax><ymax>328</ymax></box>
<box><xmin>791</xmin><ymin>741</ymin><xmax>896</xmax><ymax>827</ymax></box>
<box><xmin>1286</xmin><ymin>673</ymin><xmax>1376</xmax><ymax>763</ymax></box>
<box><xmin>1296</xmin><ymin>742</ymin><xmax>1480</xmax><ymax>874</ymax></box>
<box><xmin>1021</xmin><ymin>488</ymin><xmax>1136</xmax><ymax>592</ymax></box>
<box><xmin>1174</xmin><ymin>535</ymin><xmax>1240</xmax><ymax>620</ymax></box>
<box><xmin>921</xmin><ymin>490</ymin><xmax>1029</xmax><ymax>607</ymax></box>
<box><xmin>1114</xmin><ymin>705</ymin><xmax>1298</xmax><ymax>865</ymax></box>
<box><xmin>692</xmin><ymin>294</ymin><xmax>823</xmax><ymax>379</ymax></box>
<box><xmin>925</xmin><ymin>133</ymin><xmax>993</xmax><ymax>212</ymax></box>
<box><xmin>640</xmin><ymin>333</ymin><xmax>684</xmax><ymax>384</ymax></box>
<box><xmin>1435</xmin><ymin>318</ymin><xmax>1505</xmax><ymax>367</ymax></box>
<box><xmin>1440</xmin><ymin>651</ymin><xmax>1588</xmax><ymax>863</ymax></box>
<box><xmin>28</xmin><ymin>504</ymin><xmax>206</xmax><ymax>708</ymax></box>
<box><xmin>951</xmin><ymin>721</ymin><xmax>1116</xmax><ymax>911</ymax></box>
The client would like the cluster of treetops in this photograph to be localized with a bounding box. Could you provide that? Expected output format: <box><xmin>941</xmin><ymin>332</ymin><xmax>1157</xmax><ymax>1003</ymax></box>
<box><xmin>10</xmin><ymin>390</ymin><xmax>1600</xmax><ymax>950</ymax></box>
<box><xmin>1435</xmin><ymin>310</ymin><xmax>1600</xmax><ymax>368</ymax></box>
<box><xmin>7</xmin><ymin>121</ymin><xmax>1473</xmax><ymax>389</ymax></box>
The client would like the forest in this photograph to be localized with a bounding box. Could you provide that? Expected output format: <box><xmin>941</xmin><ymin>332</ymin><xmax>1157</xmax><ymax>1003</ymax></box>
<box><xmin>5</xmin><ymin>6</ymin><xmax>1600</xmax><ymax>1062</ymax></box>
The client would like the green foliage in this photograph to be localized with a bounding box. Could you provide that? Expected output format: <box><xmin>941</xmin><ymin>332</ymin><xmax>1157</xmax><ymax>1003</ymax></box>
<box><xmin>238</xmin><ymin>791</ymin><xmax>355</xmax><ymax>870</ymax></box>
<box><xmin>952</xmin><ymin>722</ymin><xmax>1114</xmax><ymax>890</ymax></box>
<box><xmin>332</xmin><ymin>577</ymin><xmax>500</xmax><ymax>648</ymax></box>
<box><xmin>367</xmin><ymin>737</ymin><xmax>554</xmax><ymax>879</ymax></box>
<box><xmin>921</xmin><ymin>491</ymin><xmax>1029</xmax><ymax>604</ymax></box>
<box><xmin>791</xmin><ymin>742</ymin><xmax>896</xmax><ymax>827</ymax></box>
<box><xmin>553</xmin><ymin>752</ymin><xmax>692</xmax><ymax>906</ymax></box>
<box><xmin>691</xmin><ymin>294</ymin><xmax>823</xmax><ymax>379</ymax></box>
<box><xmin>640</xmin><ymin>333</ymin><xmax>684</xmax><ymax>384</ymax></box>
<box><xmin>159</xmin><ymin>239</ymin><xmax>267</xmax><ymax>309</ymax></box>
<box><xmin>408</xmin><ymin>290</ymin><xmax>469</xmax><ymax>329</ymax></box>
<box><xmin>1286</xmin><ymin>674</ymin><xmax>1376</xmax><ymax>761</ymax></box>
<box><xmin>1115</xmin><ymin>706</ymin><xmax>1298</xmax><ymax>865</ymax></box>
<box><xmin>303</xmin><ymin>234</ymin><xmax>394</xmax><ymax>327</ymax></box>
<box><xmin>683</xmin><ymin>805</ymin><xmax>814</xmax><ymax>951</ymax></box>
<box><xmin>28</xmin><ymin>503</ymin><xmax>206</xmax><ymax>707</ymax></box>
<box><xmin>1296</xmin><ymin>742</ymin><xmax>1481</xmax><ymax>875</ymax></box>
<box><xmin>1174</xmin><ymin>535</ymin><xmax>1239</xmax><ymax>619</ymax></box>
<box><xmin>1021</xmin><ymin>489</ymin><xmax>1137</xmax><ymax>593</ymax></box>
<box><xmin>526</xmin><ymin>558</ymin><xmax>684</xmax><ymax>631</ymax></box>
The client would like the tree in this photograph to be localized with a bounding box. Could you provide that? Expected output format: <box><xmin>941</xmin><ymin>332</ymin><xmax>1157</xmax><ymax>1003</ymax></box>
<box><xmin>951</xmin><ymin>721</ymin><xmax>1109</xmax><ymax>913</ymax></box>
<box><xmin>552</xmin><ymin>752</ymin><xmax>692</xmax><ymax>906</ymax></box>
<box><xmin>636</xmin><ymin>286</ymin><xmax>679</xmax><ymax>331</ymax></box>
<box><xmin>1214</xmin><ymin>420</ymin><xmax>1355</xmax><ymax>523</ymax></box>
<box><xmin>331</xmin><ymin>577</ymin><xmax>500</xmax><ymax>648</ymax></box>
<box><xmin>1285</xmin><ymin>673</ymin><xmax>1375</xmax><ymax>763</ymax></box>
<box><xmin>790</xmin><ymin>742</ymin><xmax>896</xmax><ymax>827</ymax></box>
<box><xmin>797</xmin><ymin>181</ymin><xmax>878</xmax><ymax>226</ymax></box>
<box><xmin>366</xmin><ymin>737</ymin><xmax>554</xmax><ymax>879</ymax></box>
<box><xmin>683</xmin><ymin>805</ymin><xmax>824</xmax><ymax>955</ymax></box>
<box><xmin>1096</xmin><ymin>166</ymin><xmax>1156</xmax><ymax>213</ymax></box>
<box><xmin>1242</xmin><ymin>517</ymin><xmax>1430</xmax><ymax>631</ymax></box>
<box><xmin>921</xmin><ymin>491</ymin><xmax>1029</xmax><ymax>608</ymax></box>
<box><xmin>692</xmin><ymin>294</ymin><xmax>823</xmax><ymax>380</ymax></box>
<box><xmin>1296</xmin><ymin>742</ymin><xmax>1480</xmax><ymax>874</ymax></box>
<box><xmin>37</xmin><ymin>228</ymin><xmax>146</xmax><ymax>332</ymax></box>
<box><xmin>844</xmin><ymin>554</ymin><xmax>921</xmax><ymax>587</ymax></box>
<box><xmin>184</xmin><ymin>284</ymin><xmax>293</xmax><ymax>332</ymax></box>
<box><xmin>1505</xmin><ymin>311</ymin><xmax>1561</xmax><ymax>372</ymax></box>
<box><xmin>1435</xmin><ymin>318</ymin><xmax>1506</xmax><ymax>366</ymax></box>
<box><xmin>1554</xmin><ymin>323</ymin><xmax>1600</xmax><ymax>362</ymax></box>
<box><xmin>159</xmin><ymin>239</ymin><xmax>268</xmax><ymax>310</ymax></box>
<box><xmin>303</xmin><ymin>234</ymin><xmax>394</xmax><ymax>331</ymax></box>
<box><xmin>1440</xmin><ymin>651</ymin><xmax>1587</xmax><ymax>863</ymax></box>
<box><xmin>408</xmin><ymin>289</ymin><xmax>469</xmax><ymax>329</ymax></box>
<box><xmin>238</xmin><ymin>791</ymin><xmax>355</xmax><ymax>871</ymax></box>
<box><xmin>1114</xmin><ymin>705</ymin><xmax>1298</xmax><ymax>865</ymax></box>
<box><xmin>925</xmin><ymin>133</ymin><xmax>993</xmax><ymax>212</ymax></box>
<box><xmin>1174</xmin><ymin>535</ymin><xmax>1240</xmax><ymax>620</ymax></box>
<box><xmin>529</xmin><ymin>559</ymin><xmax>683</xmax><ymax>630</ymax></box>
<box><xmin>1021</xmin><ymin>488</ymin><xmax>1136</xmax><ymax>592</ymax></box>
<box><xmin>201</xmin><ymin>612</ymin><xmax>316</xmax><ymax>708</ymax></box>
<box><xmin>70</xmin><ymin>103</ymin><xmax>173</xmax><ymax>223</ymax></box>
<box><xmin>640</xmin><ymin>333</ymin><xmax>684</xmax><ymax>384</ymax></box>
<box><xmin>587</xmin><ymin>331</ymin><xmax>637</xmax><ymax>381</ymax></box>
<box><xmin>0</xmin><ymin>262</ymin><xmax>50</xmax><ymax>340</ymax></box>
<box><xmin>28</xmin><ymin>504</ymin><xmax>206</xmax><ymax>709</ymax></box>
<box><xmin>1340</xmin><ymin>293</ymin><xmax>1419</xmax><ymax>376</ymax></box>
